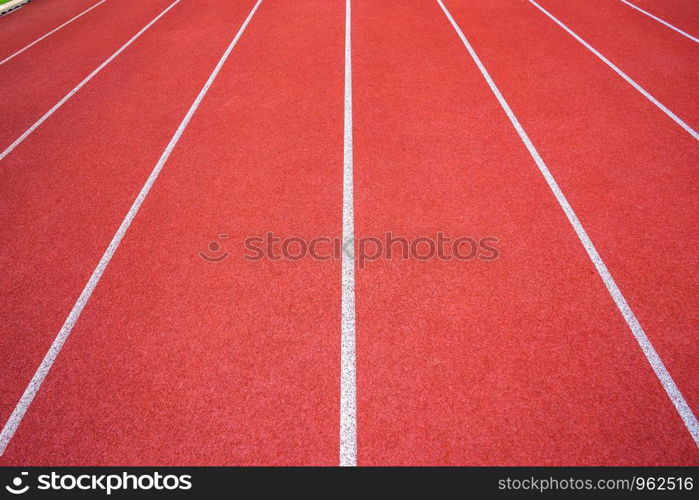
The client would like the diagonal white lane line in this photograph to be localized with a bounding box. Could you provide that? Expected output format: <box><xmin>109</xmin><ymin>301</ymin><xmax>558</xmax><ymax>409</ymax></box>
<box><xmin>619</xmin><ymin>0</ymin><xmax>699</xmax><ymax>44</ymax></box>
<box><xmin>340</xmin><ymin>0</ymin><xmax>357</xmax><ymax>467</ymax></box>
<box><xmin>0</xmin><ymin>0</ymin><xmax>109</xmax><ymax>66</ymax></box>
<box><xmin>525</xmin><ymin>0</ymin><xmax>698</xmax><ymax>140</ymax></box>
<box><xmin>0</xmin><ymin>0</ymin><xmax>181</xmax><ymax>162</ymax></box>
<box><xmin>0</xmin><ymin>0</ymin><xmax>264</xmax><ymax>456</ymax></box>
<box><xmin>436</xmin><ymin>0</ymin><xmax>699</xmax><ymax>447</ymax></box>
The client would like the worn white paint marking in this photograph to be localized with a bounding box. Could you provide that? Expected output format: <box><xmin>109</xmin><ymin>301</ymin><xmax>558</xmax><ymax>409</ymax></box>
<box><xmin>340</xmin><ymin>0</ymin><xmax>357</xmax><ymax>467</ymax></box>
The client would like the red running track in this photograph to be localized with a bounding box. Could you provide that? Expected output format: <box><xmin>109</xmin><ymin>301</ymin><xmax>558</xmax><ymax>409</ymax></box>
<box><xmin>1</xmin><ymin>0</ymin><xmax>344</xmax><ymax>465</ymax></box>
<box><xmin>534</xmin><ymin>0</ymin><xmax>698</xmax><ymax>131</ymax></box>
<box><xmin>0</xmin><ymin>0</ymin><xmax>102</xmax><ymax>60</ymax></box>
<box><xmin>0</xmin><ymin>0</ymin><xmax>697</xmax><ymax>465</ymax></box>
<box><xmin>0</xmin><ymin>0</ymin><xmax>263</xmax><ymax>431</ymax></box>
<box><xmin>442</xmin><ymin>0</ymin><xmax>699</xmax><ymax>419</ymax></box>
<box><xmin>0</xmin><ymin>0</ymin><xmax>185</xmax><ymax>154</ymax></box>
<box><xmin>623</xmin><ymin>0</ymin><xmax>699</xmax><ymax>35</ymax></box>
<box><xmin>354</xmin><ymin>0</ymin><xmax>696</xmax><ymax>465</ymax></box>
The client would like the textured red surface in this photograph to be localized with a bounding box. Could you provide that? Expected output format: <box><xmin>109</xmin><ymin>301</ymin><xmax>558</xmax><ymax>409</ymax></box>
<box><xmin>535</xmin><ymin>0</ymin><xmax>699</xmax><ymax>131</ymax></box>
<box><xmin>0</xmin><ymin>0</ymin><xmax>100</xmax><ymax>60</ymax></box>
<box><xmin>0</xmin><ymin>0</ymin><xmax>261</xmax><ymax>447</ymax></box>
<box><xmin>443</xmin><ymin>0</ymin><xmax>699</xmax><ymax>423</ymax></box>
<box><xmin>351</xmin><ymin>0</ymin><xmax>697</xmax><ymax>465</ymax></box>
<box><xmin>625</xmin><ymin>0</ymin><xmax>699</xmax><ymax>35</ymax></box>
<box><xmin>0</xmin><ymin>0</ymin><xmax>697</xmax><ymax>465</ymax></box>
<box><xmin>0</xmin><ymin>0</ymin><xmax>176</xmax><ymax>152</ymax></box>
<box><xmin>1</xmin><ymin>0</ymin><xmax>344</xmax><ymax>465</ymax></box>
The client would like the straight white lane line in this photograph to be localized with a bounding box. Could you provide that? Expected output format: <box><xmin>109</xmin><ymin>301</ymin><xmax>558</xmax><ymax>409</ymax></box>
<box><xmin>619</xmin><ymin>0</ymin><xmax>699</xmax><ymax>44</ymax></box>
<box><xmin>0</xmin><ymin>0</ymin><xmax>264</xmax><ymax>456</ymax></box>
<box><xmin>340</xmin><ymin>0</ymin><xmax>357</xmax><ymax>467</ymax></box>
<box><xmin>0</xmin><ymin>0</ymin><xmax>109</xmax><ymax>66</ymax></box>
<box><xmin>436</xmin><ymin>0</ymin><xmax>699</xmax><ymax>447</ymax></box>
<box><xmin>527</xmin><ymin>0</ymin><xmax>698</xmax><ymax>140</ymax></box>
<box><xmin>0</xmin><ymin>0</ymin><xmax>181</xmax><ymax>162</ymax></box>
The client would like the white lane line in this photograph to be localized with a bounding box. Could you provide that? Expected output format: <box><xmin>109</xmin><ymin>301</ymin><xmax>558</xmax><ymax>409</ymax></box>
<box><xmin>0</xmin><ymin>0</ymin><xmax>181</xmax><ymax>162</ymax></box>
<box><xmin>0</xmin><ymin>0</ymin><xmax>109</xmax><ymax>66</ymax></box>
<box><xmin>527</xmin><ymin>0</ymin><xmax>698</xmax><ymax>140</ymax></box>
<box><xmin>340</xmin><ymin>0</ymin><xmax>357</xmax><ymax>467</ymax></box>
<box><xmin>619</xmin><ymin>0</ymin><xmax>699</xmax><ymax>44</ymax></box>
<box><xmin>436</xmin><ymin>0</ymin><xmax>699</xmax><ymax>447</ymax></box>
<box><xmin>0</xmin><ymin>0</ymin><xmax>264</xmax><ymax>456</ymax></box>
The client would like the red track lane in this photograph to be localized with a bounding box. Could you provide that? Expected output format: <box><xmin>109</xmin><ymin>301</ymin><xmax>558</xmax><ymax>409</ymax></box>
<box><xmin>352</xmin><ymin>0</ymin><xmax>697</xmax><ymax>465</ymax></box>
<box><xmin>0</xmin><ymin>0</ymin><xmax>100</xmax><ymax>61</ymax></box>
<box><xmin>535</xmin><ymin>0</ymin><xmax>699</xmax><ymax>131</ymax></box>
<box><xmin>442</xmin><ymin>0</ymin><xmax>699</xmax><ymax>426</ymax></box>
<box><xmin>0</xmin><ymin>0</ymin><xmax>260</xmax><ymax>438</ymax></box>
<box><xmin>0</xmin><ymin>0</ymin><xmax>176</xmax><ymax>153</ymax></box>
<box><xmin>626</xmin><ymin>0</ymin><xmax>699</xmax><ymax>35</ymax></box>
<box><xmin>1</xmin><ymin>0</ymin><xmax>344</xmax><ymax>465</ymax></box>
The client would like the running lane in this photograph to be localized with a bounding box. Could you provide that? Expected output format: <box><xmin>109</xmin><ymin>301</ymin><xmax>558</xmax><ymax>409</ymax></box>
<box><xmin>443</xmin><ymin>0</ymin><xmax>699</xmax><ymax>426</ymax></box>
<box><xmin>623</xmin><ymin>0</ymin><xmax>699</xmax><ymax>35</ymax></box>
<box><xmin>0</xmin><ymin>0</ymin><xmax>102</xmax><ymax>61</ymax></box>
<box><xmin>0</xmin><ymin>0</ymin><xmax>176</xmax><ymax>152</ymax></box>
<box><xmin>1</xmin><ymin>0</ymin><xmax>344</xmax><ymax>465</ymax></box>
<box><xmin>352</xmin><ymin>0</ymin><xmax>697</xmax><ymax>464</ymax></box>
<box><xmin>534</xmin><ymin>0</ymin><xmax>699</xmax><ymax>131</ymax></box>
<box><xmin>0</xmin><ymin>0</ymin><xmax>259</xmax><ymax>440</ymax></box>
